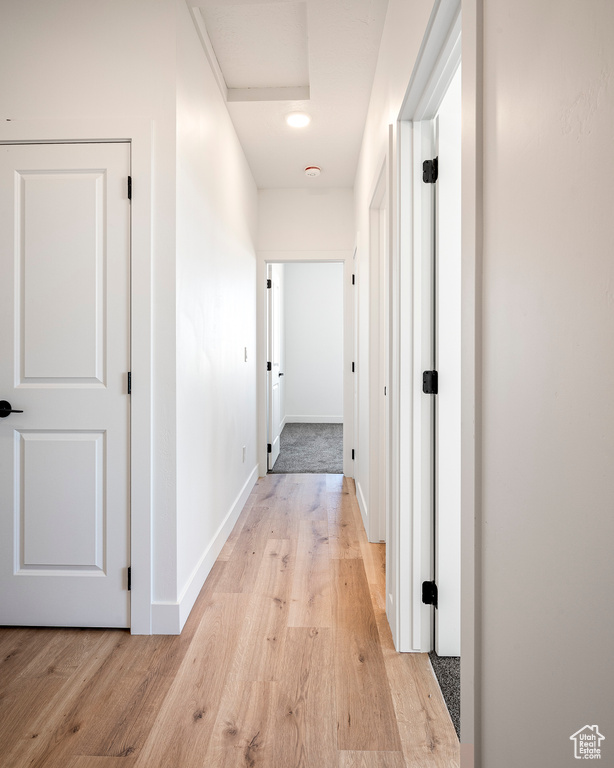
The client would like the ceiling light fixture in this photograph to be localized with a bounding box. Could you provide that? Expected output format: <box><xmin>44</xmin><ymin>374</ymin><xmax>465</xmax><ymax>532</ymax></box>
<box><xmin>286</xmin><ymin>112</ymin><xmax>311</xmax><ymax>128</ymax></box>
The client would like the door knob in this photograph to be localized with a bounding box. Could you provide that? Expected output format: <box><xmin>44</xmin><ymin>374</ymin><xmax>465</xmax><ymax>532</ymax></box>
<box><xmin>0</xmin><ymin>400</ymin><xmax>23</xmax><ymax>418</ymax></box>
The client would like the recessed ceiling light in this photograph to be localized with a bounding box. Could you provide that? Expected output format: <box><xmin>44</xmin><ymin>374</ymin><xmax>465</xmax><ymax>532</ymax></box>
<box><xmin>286</xmin><ymin>112</ymin><xmax>311</xmax><ymax>128</ymax></box>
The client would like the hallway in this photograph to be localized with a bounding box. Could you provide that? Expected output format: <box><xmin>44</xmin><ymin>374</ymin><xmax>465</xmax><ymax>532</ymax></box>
<box><xmin>0</xmin><ymin>474</ymin><xmax>458</xmax><ymax>768</ymax></box>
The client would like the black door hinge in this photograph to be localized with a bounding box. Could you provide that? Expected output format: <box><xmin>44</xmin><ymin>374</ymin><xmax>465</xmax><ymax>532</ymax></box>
<box><xmin>127</xmin><ymin>176</ymin><xmax>132</xmax><ymax>200</ymax></box>
<box><xmin>127</xmin><ymin>372</ymin><xmax>131</xmax><ymax>395</ymax></box>
<box><xmin>267</xmin><ymin>443</ymin><xmax>272</xmax><ymax>454</ymax></box>
<box><xmin>267</xmin><ymin>279</ymin><xmax>272</xmax><ymax>289</ymax></box>
<box><xmin>127</xmin><ymin>566</ymin><xmax>132</xmax><ymax>591</ymax></box>
<box><xmin>423</xmin><ymin>370</ymin><xmax>438</xmax><ymax>394</ymax></box>
<box><xmin>351</xmin><ymin>449</ymin><xmax>355</xmax><ymax>460</ymax></box>
<box><xmin>352</xmin><ymin>362</ymin><xmax>355</xmax><ymax>373</ymax></box>
<box><xmin>422</xmin><ymin>580</ymin><xmax>438</xmax><ymax>608</ymax></box>
<box><xmin>352</xmin><ymin>274</ymin><xmax>355</xmax><ymax>285</ymax></box>
<box><xmin>267</xmin><ymin>361</ymin><xmax>272</xmax><ymax>371</ymax></box>
<box><xmin>422</xmin><ymin>158</ymin><xmax>438</xmax><ymax>184</ymax></box>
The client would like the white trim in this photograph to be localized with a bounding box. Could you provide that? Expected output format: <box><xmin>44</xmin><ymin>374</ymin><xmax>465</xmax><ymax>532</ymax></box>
<box><xmin>188</xmin><ymin>5</ymin><xmax>229</xmax><ymax>102</ymax></box>
<box><xmin>368</xmin><ymin>160</ymin><xmax>389</xmax><ymax>545</ymax></box>
<box><xmin>227</xmin><ymin>86</ymin><xmax>310</xmax><ymax>102</ymax></box>
<box><xmin>152</xmin><ymin>463</ymin><xmax>259</xmax><ymax>635</ymax></box>
<box><xmin>355</xmin><ymin>478</ymin><xmax>369</xmax><ymax>534</ymax></box>
<box><xmin>413</xmin><ymin>119</ymin><xmax>437</xmax><ymax>653</ymax></box>
<box><xmin>393</xmin><ymin>0</ymin><xmax>479</xmax><ymax>752</ymax></box>
<box><xmin>460</xmin><ymin>0</ymin><xmax>481</xmax><ymax>754</ymax></box>
<box><xmin>396</xmin><ymin>119</ymin><xmax>413</xmax><ymax>651</ymax></box>
<box><xmin>399</xmin><ymin>0</ymin><xmax>462</xmax><ymax>122</ymax></box>
<box><xmin>0</xmin><ymin>118</ymin><xmax>153</xmax><ymax>636</ymax></box>
<box><xmin>285</xmin><ymin>416</ymin><xmax>343</xmax><ymax>424</ymax></box>
<box><xmin>393</xmin><ymin>0</ymin><xmax>462</xmax><ymax>655</ymax></box>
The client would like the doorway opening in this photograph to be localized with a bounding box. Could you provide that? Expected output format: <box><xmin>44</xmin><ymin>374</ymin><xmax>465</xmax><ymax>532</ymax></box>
<box><xmin>265</xmin><ymin>261</ymin><xmax>344</xmax><ymax>475</ymax></box>
<box><xmin>390</xmin><ymin>0</ymin><xmax>464</xmax><ymax>741</ymax></box>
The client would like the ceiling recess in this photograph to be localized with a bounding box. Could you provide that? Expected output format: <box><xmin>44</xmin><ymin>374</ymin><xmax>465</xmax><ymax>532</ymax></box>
<box><xmin>190</xmin><ymin>0</ymin><xmax>390</xmax><ymax>188</ymax></box>
<box><xmin>199</xmin><ymin>2</ymin><xmax>310</xmax><ymax>102</ymax></box>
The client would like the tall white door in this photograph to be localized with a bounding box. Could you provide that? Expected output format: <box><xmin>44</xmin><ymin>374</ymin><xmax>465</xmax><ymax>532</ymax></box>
<box><xmin>434</xmin><ymin>66</ymin><xmax>462</xmax><ymax>656</ymax></box>
<box><xmin>0</xmin><ymin>142</ymin><xmax>131</xmax><ymax>628</ymax></box>
<box><xmin>267</xmin><ymin>264</ymin><xmax>282</xmax><ymax>470</ymax></box>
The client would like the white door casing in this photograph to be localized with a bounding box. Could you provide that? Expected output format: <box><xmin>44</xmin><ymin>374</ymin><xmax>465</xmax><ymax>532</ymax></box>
<box><xmin>368</xmin><ymin>164</ymin><xmax>388</xmax><ymax>544</ymax></box>
<box><xmin>0</xmin><ymin>142</ymin><xmax>131</xmax><ymax>628</ymax></box>
<box><xmin>434</xmin><ymin>65</ymin><xmax>462</xmax><ymax>656</ymax></box>
<box><xmin>393</xmin><ymin>0</ymin><xmax>461</xmax><ymax>653</ymax></box>
<box><xmin>267</xmin><ymin>264</ymin><xmax>282</xmax><ymax>470</ymax></box>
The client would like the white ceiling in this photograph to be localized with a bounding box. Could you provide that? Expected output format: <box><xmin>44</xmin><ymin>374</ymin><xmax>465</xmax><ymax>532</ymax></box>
<box><xmin>191</xmin><ymin>0</ymin><xmax>389</xmax><ymax>188</ymax></box>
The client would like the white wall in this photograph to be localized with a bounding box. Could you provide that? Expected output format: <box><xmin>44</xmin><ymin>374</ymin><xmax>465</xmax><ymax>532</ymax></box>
<box><xmin>0</xmin><ymin>0</ymin><xmax>260</xmax><ymax>634</ymax></box>
<box><xmin>353</xmin><ymin>0</ymin><xmax>436</xmax><ymax>655</ymax></box>
<box><xmin>479</xmin><ymin>1</ymin><xmax>614</xmax><ymax>765</ymax></box>
<box><xmin>357</xmin><ymin>0</ymin><xmax>614</xmax><ymax>763</ymax></box>
<box><xmin>256</xmin><ymin>188</ymin><xmax>355</xmax><ymax>474</ymax></box>
<box><xmin>354</xmin><ymin>0</ymin><xmax>435</xmax><ymax>538</ymax></box>
<box><xmin>0</xmin><ymin>0</ymin><xmax>179</xmax><ymax>615</ymax></box>
<box><xmin>258</xmin><ymin>188</ymin><xmax>355</xmax><ymax>252</ymax></box>
<box><xmin>283</xmin><ymin>263</ymin><xmax>344</xmax><ymax>422</ymax></box>
<box><xmin>175</xmin><ymin>0</ymin><xmax>259</xmax><ymax>629</ymax></box>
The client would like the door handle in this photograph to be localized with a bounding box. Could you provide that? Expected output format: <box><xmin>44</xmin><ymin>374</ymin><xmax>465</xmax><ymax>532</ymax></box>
<box><xmin>279</xmin><ymin>373</ymin><xmax>284</xmax><ymax>377</ymax></box>
<box><xmin>0</xmin><ymin>400</ymin><xmax>23</xmax><ymax>418</ymax></box>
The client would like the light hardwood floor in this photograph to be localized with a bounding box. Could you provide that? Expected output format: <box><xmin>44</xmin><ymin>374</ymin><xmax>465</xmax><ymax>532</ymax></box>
<box><xmin>0</xmin><ymin>474</ymin><xmax>459</xmax><ymax>768</ymax></box>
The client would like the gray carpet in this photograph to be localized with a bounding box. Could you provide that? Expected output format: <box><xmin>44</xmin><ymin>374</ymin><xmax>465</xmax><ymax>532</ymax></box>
<box><xmin>270</xmin><ymin>423</ymin><xmax>343</xmax><ymax>474</ymax></box>
<box><xmin>429</xmin><ymin>651</ymin><xmax>460</xmax><ymax>739</ymax></box>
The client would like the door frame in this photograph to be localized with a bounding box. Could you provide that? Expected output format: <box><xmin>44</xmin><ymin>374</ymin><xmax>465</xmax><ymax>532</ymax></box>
<box><xmin>266</xmin><ymin>263</ymin><xmax>283</xmax><ymax>470</ymax></box>
<box><xmin>257</xmin><ymin>252</ymin><xmax>354</xmax><ymax>478</ymax></box>
<box><xmin>0</xmin><ymin>119</ymin><xmax>153</xmax><ymax>634</ymax></box>
<box><xmin>366</xmin><ymin>160</ymin><xmax>390</xmax><ymax>545</ymax></box>
<box><xmin>433</xmin><ymin>65</ymin><xmax>462</xmax><ymax>657</ymax></box>
<box><xmin>393</xmin><ymin>0</ymin><xmax>462</xmax><ymax>654</ymax></box>
<box><xmin>391</xmin><ymin>0</ymin><xmax>480</xmax><ymax>752</ymax></box>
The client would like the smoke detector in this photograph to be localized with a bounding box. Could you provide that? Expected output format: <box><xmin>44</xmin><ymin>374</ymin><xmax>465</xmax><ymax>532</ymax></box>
<box><xmin>304</xmin><ymin>166</ymin><xmax>321</xmax><ymax>177</ymax></box>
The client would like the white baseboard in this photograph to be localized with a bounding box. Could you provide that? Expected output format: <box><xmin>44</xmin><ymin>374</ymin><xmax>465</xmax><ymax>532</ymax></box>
<box><xmin>149</xmin><ymin>602</ymin><xmax>179</xmax><ymax>636</ymax></box>
<box><xmin>286</xmin><ymin>415</ymin><xmax>343</xmax><ymax>424</ymax></box>
<box><xmin>151</xmin><ymin>464</ymin><xmax>259</xmax><ymax>635</ymax></box>
<box><xmin>356</xmin><ymin>479</ymin><xmax>369</xmax><ymax>533</ymax></box>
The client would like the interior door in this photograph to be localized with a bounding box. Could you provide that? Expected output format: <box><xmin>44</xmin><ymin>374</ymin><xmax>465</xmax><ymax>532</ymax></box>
<box><xmin>0</xmin><ymin>142</ymin><xmax>131</xmax><ymax>628</ymax></box>
<box><xmin>434</xmin><ymin>65</ymin><xmax>462</xmax><ymax>656</ymax></box>
<box><xmin>267</xmin><ymin>264</ymin><xmax>282</xmax><ymax>470</ymax></box>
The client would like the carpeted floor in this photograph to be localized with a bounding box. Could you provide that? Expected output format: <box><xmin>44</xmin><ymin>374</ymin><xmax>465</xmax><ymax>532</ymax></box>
<box><xmin>270</xmin><ymin>422</ymin><xmax>343</xmax><ymax>474</ymax></box>
<box><xmin>429</xmin><ymin>651</ymin><xmax>460</xmax><ymax>739</ymax></box>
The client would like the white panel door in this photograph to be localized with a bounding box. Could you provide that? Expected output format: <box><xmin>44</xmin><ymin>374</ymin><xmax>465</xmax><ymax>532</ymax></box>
<box><xmin>435</xmin><ymin>65</ymin><xmax>462</xmax><ymax>656</ymax></box>
<box><xmin>267</xmin><ymin>264</ymin><xmax>282</xmax><ymax>470</ymax></box>
<box><xmin>0</xmin><ymin>142</ymin><xmax>131</xmax><ymax>628</ymax></box>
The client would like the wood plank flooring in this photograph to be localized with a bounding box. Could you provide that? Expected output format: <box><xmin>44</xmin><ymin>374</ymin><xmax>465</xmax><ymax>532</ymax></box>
<box><xmin>0</xmin><ymin>474</ymin><xmax>459</xmax><ymax>768</ymax></box>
